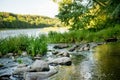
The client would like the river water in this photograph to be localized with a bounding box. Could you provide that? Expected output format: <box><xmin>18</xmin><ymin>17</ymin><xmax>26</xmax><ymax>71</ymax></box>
<box><xmin>0</xmin><ymin>27</ymin><xmax>68</xmax><ymax>39</ymax></box>
<box><xmin>49</xmin><ymin>42</ymin><xmax>120</xmax><ymax>80</ymax></box>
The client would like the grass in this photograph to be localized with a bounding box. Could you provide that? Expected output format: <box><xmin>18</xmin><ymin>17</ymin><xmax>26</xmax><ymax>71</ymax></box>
<box><xmin>0</xmin><ymin>24</ymin><xmax>120</xmax><ymax>57</ymax></box>
<box><xmin>27</xmin><ymin>35</ymin><xmax>47</xmax><ymax>56</ymax></box>
<box><xmin>0</xmin><ymin>35</ymin><xmax>47</xmax><ymax>56</ymax></box>
<box><xmin>48</xmin><ymin>24</ymin><xmax>120</xmax><ymax>43</ymax></box>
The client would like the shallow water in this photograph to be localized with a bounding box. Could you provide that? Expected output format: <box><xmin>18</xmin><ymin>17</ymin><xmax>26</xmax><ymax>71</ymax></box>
<box><xmin>49</xmin><ymin>42</ymin><xmax>120</xmax><ymax>80</ymax></box>
<box><xmin>0</xmin><ymin>42</ymin><xmax>120</xmax><ymax>80</ymax></box>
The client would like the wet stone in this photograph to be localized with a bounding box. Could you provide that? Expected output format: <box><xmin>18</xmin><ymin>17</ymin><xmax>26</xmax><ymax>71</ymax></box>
<box><xmin>53</xmin><ymin>44</ymin><xmax>69</xmax><ymax>49</ymax></box>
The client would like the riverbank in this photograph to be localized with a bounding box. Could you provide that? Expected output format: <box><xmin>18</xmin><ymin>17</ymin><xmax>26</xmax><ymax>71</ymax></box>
<box><xmin>0</xmin><ymin>24</ymin><xmax>120</xmax><ymax>57</ymax></box>
<box><xmin>1</xmin><ymin>42</ymin><xmax>120</xmax><ymax>80</ymax></box>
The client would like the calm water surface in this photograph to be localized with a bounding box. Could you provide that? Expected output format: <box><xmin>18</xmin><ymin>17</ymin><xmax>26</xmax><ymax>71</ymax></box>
<box><xmin>0</xmin><ymin>28</ymin><xmax>68</xmax><ymax>39</ymax></box>
<box><xmin>50</xmin><ymin>42</ymin><xmax>120</xmax><ymax>80</ymax></box>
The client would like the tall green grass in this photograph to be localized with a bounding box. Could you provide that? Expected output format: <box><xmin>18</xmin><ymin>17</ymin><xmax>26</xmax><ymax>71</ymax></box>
<box><xmin>0</xmin><ymin>35</ymin><xmax>47</xmax><ymax>56</ymax></box>
<box><xmin>48</xmin><ymin>24</ymin><xmax>120</xmax><ymax>43</ymax></box>
<box><xmin>0</xmin><ymin>35</ymin><xmax>29</xmax><ymax>55</ymax></box>
<box><xmin>27</xmin><ymin>35</ymin><xmax>47</xmax><ymax>56</ymax></box>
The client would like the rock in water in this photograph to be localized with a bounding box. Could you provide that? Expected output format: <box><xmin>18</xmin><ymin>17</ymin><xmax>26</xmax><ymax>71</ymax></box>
<box><xmin>53</xmin><ymin>44</ymin><xmax>69</xmax><ymax>49</ymax></box>
<box><xmin>48</xmin><ymin>57</ymin><xmax>72</xmax><ymax>66</ymax></box>
<box><xmin>57</xmin><ymin>51</ymin><xmax>70</xmax><ymax>57</ymax></box>
<box><xmin>105</xmin><ymin>38</ymin><xmax>118</xmax><ymax>42</ymax></box>
<box><xmin>24</xmin><ymin>67</ymin><xmax>58</xmax><ymax>80</ymax></box>
<box><xmin>30</xmin><ymin>60</ymin><xmax>50</xmax><ymax>72</ymax></box>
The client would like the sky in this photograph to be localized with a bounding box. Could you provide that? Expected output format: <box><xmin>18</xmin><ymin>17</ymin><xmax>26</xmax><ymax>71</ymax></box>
<box><xmin>0</xmin><ymin>0</ymin><xmax>59</xmax><ymax>18</ymax></box>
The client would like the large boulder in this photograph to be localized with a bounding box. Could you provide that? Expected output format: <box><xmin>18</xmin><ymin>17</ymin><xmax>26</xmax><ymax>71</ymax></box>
<box><xmin>48</xmin><ymin>57</ymin><xmax>72</xmax><ymax>66</ymax></box>
<box><xmin>24</xmin><ymin>67</ymin><xmax>58</xmax><ymax>80</ymax></box>
<box><xmin>30</xmin><ymin>60</ymin><xmax>50</xmax><ymax>72</ymax></box>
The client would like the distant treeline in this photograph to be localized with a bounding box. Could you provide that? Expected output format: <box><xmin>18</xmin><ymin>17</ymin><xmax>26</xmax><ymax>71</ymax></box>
<box><xmin>0</xmin><ymin>12</ymin><xmax>60</xmax><ymax>29</ymax></box>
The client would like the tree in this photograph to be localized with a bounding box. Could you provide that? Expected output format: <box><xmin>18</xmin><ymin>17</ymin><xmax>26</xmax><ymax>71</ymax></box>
<box><xmin>54</xmin><ymin>0</ymin><xmax>120</xmax><ymax>30</ymax></box>
<box><xmin>0</xmin><ymin>12</ymin><xmax>60</xmax><ymax>29</ymax></box>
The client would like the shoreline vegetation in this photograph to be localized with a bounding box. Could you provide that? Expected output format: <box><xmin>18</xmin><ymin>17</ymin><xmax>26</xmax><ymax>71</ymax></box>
<box><xmin>0</xmin><ymin>12</ymin><xmax>61</xmax><ymax>29</ymax></box>
<box><xmin>0</xmin><ymin>24</ymin><xmax>120</xmax><ymax>57</ymax></box>
<box><xmin>0</xmin><ymin>3</ymin><xmax>120</xmax><ymax>57</ymax></box>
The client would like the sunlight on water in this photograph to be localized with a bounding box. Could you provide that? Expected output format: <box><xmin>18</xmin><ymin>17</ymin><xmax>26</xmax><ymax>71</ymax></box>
<box><xmin>49</xmin><ymin>42</ymin><xmax>120</xmax><ymax>80</ymax></box>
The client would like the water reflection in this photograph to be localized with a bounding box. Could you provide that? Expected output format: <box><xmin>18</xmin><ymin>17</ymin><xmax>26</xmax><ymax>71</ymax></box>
<box><xmin>93</xmin><ymin>42</ymin><xmax>120</xmax><ymax>80</ymax></box>
<box><xmin>50</xmin><ymin>42</ymin><xmax>120</xmax><ymax>80</ymax></box>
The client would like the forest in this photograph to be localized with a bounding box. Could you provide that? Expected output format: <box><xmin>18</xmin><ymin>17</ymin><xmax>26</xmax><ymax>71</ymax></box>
<box><xmin>0</xmin><ymin>12</ymin><xmax>60</xmax><ymax>29</ymax></box>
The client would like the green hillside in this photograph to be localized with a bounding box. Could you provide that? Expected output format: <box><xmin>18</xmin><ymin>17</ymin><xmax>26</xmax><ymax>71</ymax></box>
<box><xmin>0</xmin><ymin>12</ymin><xmax>60</xmax><ymax>29</ymax></box>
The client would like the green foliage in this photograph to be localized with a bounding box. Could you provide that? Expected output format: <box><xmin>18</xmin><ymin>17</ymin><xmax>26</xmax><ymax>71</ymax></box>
<box><xmin>17</xmin><ymin>59</ymin><xmax>23</xmax><ymax>64</ymax></box>
<box><xmin>0</xmin><ymin>12</ymin><xmax>61</xmax><ymax>29</ymax></box>
<box><xmin>0</xmin><ymin>35</ymin><xmax>29</xmax><ymax>54</ymax></box>
<box><xmin>27</xmin><ymin>35</ymin><xmax>47</xmax><ymax>56</ymax></box>
<box><xmin>48</xmin><ymin>30</ymin><xmax>91</xmax><ymax>43</ymax></box>
<box><xmin>0</xmin><ymin>35</ymin><xmax>47</xmax><ymax>56</ymax></box>
<box><xmin>56</xmin><ymin>0</ymin><xmax>89</xmax><ymax>30</ymax></box>
<box><xmin>55</xmin><ymin>0</ymin><xmax>120</xmax><ymax>30</ymax></box>
<box><xmin>48</xmin><ymin>24</ymin><xmax>120</xmax><ymax>43</ymax></box>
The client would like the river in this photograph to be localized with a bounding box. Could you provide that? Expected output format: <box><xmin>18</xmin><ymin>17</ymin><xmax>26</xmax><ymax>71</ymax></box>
<box><xmin>49</xmin><ymin>42</ymin><xmax>120</xmax><ymax>80</ymax></box>
<box><xmin>0</xmin><ymin>27</ymin><xmax>69</xmax><ymax>39</ymax></box>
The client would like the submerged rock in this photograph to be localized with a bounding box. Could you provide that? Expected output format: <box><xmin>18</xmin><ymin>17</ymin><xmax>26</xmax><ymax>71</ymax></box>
<box><xmin>48</xmin><ymin>57</ymin><xmax>72</xmax><ymax>66</ymax></box>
